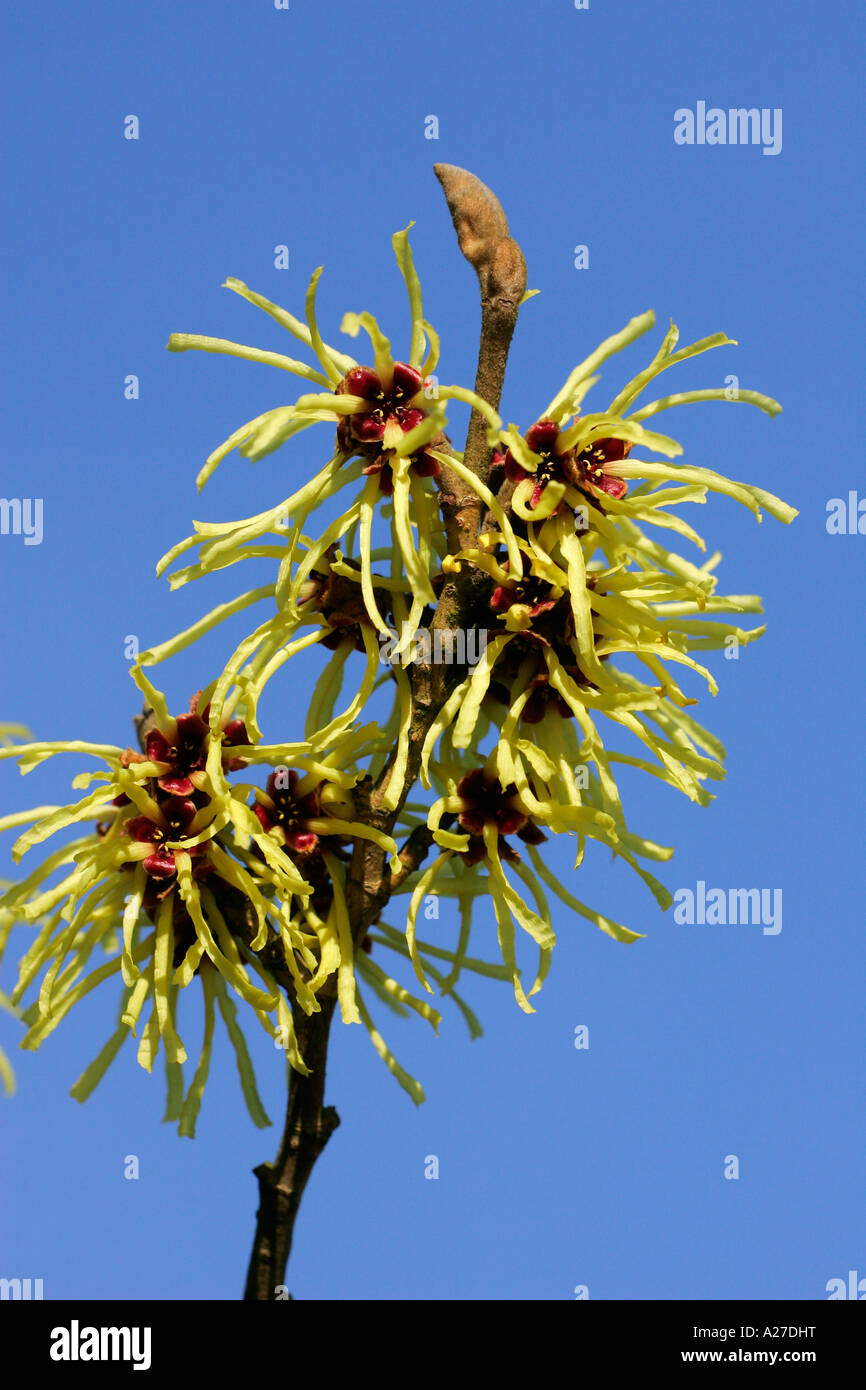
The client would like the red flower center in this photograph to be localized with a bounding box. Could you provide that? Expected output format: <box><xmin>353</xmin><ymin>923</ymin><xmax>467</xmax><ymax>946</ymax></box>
<box><xmin>252</xmin><ymin>770</ymin><xmax>322</xmax><ymax>857</ymax></box>
<box><xmin>145</xmin><ymin>702</ymin><xmax>249</xmax><ymax>794</ymax></box>
<box><xmin>334</xmin><ymin>362</ymin><xmax>440</xmax><ymax>495</ymax></box>
<box><xmin>503</xmin><ymin>418</ymin><xmax>630</xmax><ymax>512</ymax></box>
<box><xmin>125</xmin><ymin>796</ymin><xmax>207</xmax><ymax>883</ymax></box>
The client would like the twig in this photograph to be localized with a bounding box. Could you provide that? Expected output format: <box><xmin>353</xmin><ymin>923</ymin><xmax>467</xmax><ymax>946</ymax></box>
<box><xmin>242</xmin><ymin>164</ymin><xmax>528</xmax><ymax>1299</ymax></box>
<box><xmin>243</xmin><ymin>998</ymin><xmax>339</xmax><ymax>1301</ymax></box>
<box><xmin>430</xmin><ymin>164</ymin><xmax>527</xmax><ymax>697</ymax></box>
<box><xmin>434</xmin><ymin>162</ymin><xmax>527</xmax><ymax>502</ymax></box>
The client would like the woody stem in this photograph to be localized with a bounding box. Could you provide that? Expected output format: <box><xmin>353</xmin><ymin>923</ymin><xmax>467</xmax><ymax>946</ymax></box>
<box><xmin>243</xmin><ymin>996</ymin><xmax>339</xmax><ymax>1300</ymax></box>
<box><xmin>242</xmin><ymin>164</ymin><xmax>527</xmax><ymax>1300</ymax></box>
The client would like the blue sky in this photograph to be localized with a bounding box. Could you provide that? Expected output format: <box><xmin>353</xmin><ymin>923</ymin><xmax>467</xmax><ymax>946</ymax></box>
<box><xmin>1</xmin><ymin>0</ymin><xmax>863</xmax><ymax>1300</ymax></box>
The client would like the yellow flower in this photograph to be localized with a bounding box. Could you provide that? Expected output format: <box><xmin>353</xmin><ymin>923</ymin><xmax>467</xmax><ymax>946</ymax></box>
<box><xmin>158</xmin><ymin>226</ymin><xmax>506</xmax><ymax>660</ymax></box>
<box><xmin>0</xmin><ymin>671</ymin><xmax>323</xmax><ymax>1133</ymax></box>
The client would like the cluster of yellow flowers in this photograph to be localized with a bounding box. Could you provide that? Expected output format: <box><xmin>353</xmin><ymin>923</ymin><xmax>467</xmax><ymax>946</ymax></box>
<box><xmin>0</xmin><ymin>229</ymin><xmax>795</xmax><ymax>1124</ymax></box>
